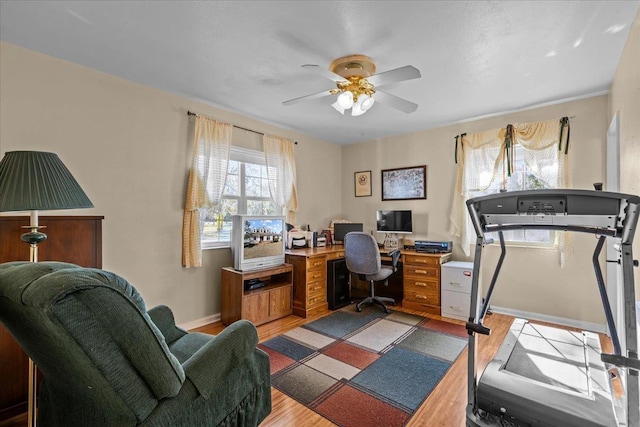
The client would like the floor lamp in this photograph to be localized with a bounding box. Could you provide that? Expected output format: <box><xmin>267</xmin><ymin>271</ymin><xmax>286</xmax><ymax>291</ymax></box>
<box><xmin>0</xmin><ymin>151</ymin><xmax>93</xmax><ymax>427</ymax></box>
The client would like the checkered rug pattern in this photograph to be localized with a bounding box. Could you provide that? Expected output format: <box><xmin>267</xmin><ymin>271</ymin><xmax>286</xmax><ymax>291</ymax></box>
<box><xmin>259</xmin><ymin>306</ymin><xmax>468</xmax><ymax>427</ymax></box>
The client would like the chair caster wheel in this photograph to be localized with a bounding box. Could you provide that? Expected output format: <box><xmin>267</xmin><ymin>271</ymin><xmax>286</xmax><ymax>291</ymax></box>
<box><xmin>385</xmin><ymin>309</ymin><xmax>390</xmax><ymax>314</ymax></box>
<box><xmin>356</xmin><ymin>307</ymin><xmax>362</xmax><ymax>312</ymax></box>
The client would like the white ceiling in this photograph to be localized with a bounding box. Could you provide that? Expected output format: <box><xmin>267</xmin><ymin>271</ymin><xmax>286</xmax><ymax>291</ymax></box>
<box><xmin>1</xmin><ymin>1</ymin><xmax>638</xmax><ymax>145</ymax></box>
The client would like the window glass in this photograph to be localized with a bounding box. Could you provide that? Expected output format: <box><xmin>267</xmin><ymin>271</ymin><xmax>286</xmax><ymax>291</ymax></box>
<box><xmin>467</xmin><ymin>144</ymin><xmax>554</xmax><ymax>246</ymax></box>
<box><xmin>201</xmin><ymin>149</ymin><xmax>281</xmax><ymax>248</ymax></box>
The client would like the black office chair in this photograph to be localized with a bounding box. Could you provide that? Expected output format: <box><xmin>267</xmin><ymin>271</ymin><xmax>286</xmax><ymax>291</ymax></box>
<box><xmin>344</xmin><ymin>232</ymin><xmax>401</xmax><ymax>313</ymax></box>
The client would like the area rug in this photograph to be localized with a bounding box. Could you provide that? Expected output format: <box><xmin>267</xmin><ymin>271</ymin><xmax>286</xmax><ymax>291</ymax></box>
<box><xmin>259</xmin><ymin>306</ymin><xmax>468</xmax><ymax>427</ymax></box>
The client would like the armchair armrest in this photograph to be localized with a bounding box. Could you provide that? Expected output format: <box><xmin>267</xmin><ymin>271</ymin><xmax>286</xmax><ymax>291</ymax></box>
<box><xmin>147</xmin><ymin>305</ymin><xmax>188</xmax><ymax>345</ymax></box>
<box><xmin>389</xmin><ymin>249</ymin><xmax>401</xmax><ymax>273</ymax></box>
<box><xmin>182</xmin><ymin>319</ymin><xmax>259</xmax><ymax>399</ymax></box>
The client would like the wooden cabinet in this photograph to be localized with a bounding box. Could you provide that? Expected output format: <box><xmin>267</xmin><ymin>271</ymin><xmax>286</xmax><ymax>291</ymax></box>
<box><xmin>285</xmin><ymin>251</ymin><xmax>329</xmax><ymax>318</ymax></box>
<box><xmin>0</xmin><ymin>215</ymin><xmax>103</xmax><ymax>421</ymax></box>
<box><xmin>220</xmin><ymin>264</ymin><xmax>293</xmax><ymax>326</ymax></box>
<box><xmin>401</xmin><ymin>253</ymin><xmax>452</xmax><ymax>315</ymax></box>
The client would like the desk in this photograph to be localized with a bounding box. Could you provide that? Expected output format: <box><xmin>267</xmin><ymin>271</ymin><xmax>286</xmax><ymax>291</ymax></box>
<box><xmin>285</xmin><ymin>246</ymin><xmax>451</xmax><ymax>317</ymax></box>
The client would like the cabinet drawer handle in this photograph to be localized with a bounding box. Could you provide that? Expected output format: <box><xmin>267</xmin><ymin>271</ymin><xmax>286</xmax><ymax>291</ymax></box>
<box><xmin>312</xmin><ymin>261</ymin><xmax>323</xmax><ymax>267</ymax></box>
<box><xmin>415</xmin><ymin>295</ymin><xmax>427</xmax><ymax>300</ymax></box>
<box><xmin>311</xmin><ymin>285</ymin><xmax>322</xmax><ymax>291</ymax></box>
<box><xmin>449</xmin><ymin>305</ymin><xmax>464</xmax><ymax>311</ymax></box>
<box><xmin>449</xmin><ymin>282</ymin><xmax>462</xmax><ymax>287</ymax></box>
<box><xmin>415</xmin><ymin>269</ymin><xmax>428</xmax><ymax>274</ymax></box>
<box><xmin>311</xmin><ymin>273</ymin><xmax>322</xmax><ymax>279</ymax></box>
<box><xmin>414</xmin><ymin>282</ymin><xmax>427</xmax><ymax>287</ymax></box>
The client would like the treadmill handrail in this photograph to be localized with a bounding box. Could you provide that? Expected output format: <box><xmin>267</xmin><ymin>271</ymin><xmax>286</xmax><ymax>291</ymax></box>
<box><xmin>465</xmin><ymin>189</ymin><xmax>640</xmax><ymax>427</ymax></box>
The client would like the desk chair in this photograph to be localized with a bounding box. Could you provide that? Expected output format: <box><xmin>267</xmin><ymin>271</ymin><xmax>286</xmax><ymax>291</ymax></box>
<box><xmin>344</xmin><ymin>232</ymin><xmax>401</xmax><ymax>313</ymax></box>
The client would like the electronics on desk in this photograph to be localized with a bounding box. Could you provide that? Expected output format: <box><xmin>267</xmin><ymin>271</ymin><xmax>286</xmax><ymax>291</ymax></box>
<box><xmin>376</xmin><ymin>210</ymin><xmax>413</xmax><ymax>234</ymax></box>
<box><xmin>244</xmin><ymin>278</ymin><xmax>268</xmax><ymax>291</ymax></box>
<box><xmin>332</xmin><ymin>222</ymin><xmax>364</xmax><ymax>244</ymax></box>
<box><xmin>414</xmin><ymin>240</ymin><xmax>453</xmax><ymax>253</ymax></box>
<box><xmin>287</xmin><ymin>230</ymin><xmax>328</xmax><ymax>248</ymax></box>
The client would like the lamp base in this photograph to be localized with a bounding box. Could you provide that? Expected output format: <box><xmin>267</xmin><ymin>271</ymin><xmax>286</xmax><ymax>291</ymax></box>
<box><xmin>20</xmin><ymin>227</ymin><xmax>47</xmax><ymax>245</ymax></box>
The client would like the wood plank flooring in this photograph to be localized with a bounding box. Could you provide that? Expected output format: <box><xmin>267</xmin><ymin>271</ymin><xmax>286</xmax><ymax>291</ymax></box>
<box><xmin>1</xmin><ymin>306</ymin><xmax>613</xmax><ymax>427</ymax></box>
<box><xmin>193</xmin><ymin>306</ymin><xmax>515</xmax><ymax>427</ymax></box>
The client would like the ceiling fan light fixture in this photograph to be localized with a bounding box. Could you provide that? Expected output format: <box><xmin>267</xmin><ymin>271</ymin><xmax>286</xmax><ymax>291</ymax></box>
<box><xmin>360</xmin><ymin>94</ymin><xmax>375</xmax><ymax>111</ymax></box>
<box><xmin>337</xmin><ymin>91</ymin><xmax>354</xmax><ymax>109</ymax></box>
<box><xmin>331</xmin><ymin>100</ymin><xmax>345</xmax><ymax>114</ymax></box>
<box><xmin>351</xmin><ymin>101</ymin><xmax>365</xmax><ymax>117</ymax></box>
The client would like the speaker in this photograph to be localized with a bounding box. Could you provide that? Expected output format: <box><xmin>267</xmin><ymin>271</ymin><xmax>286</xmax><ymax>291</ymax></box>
<box><xmin>327</xmin><ymin>259</ymin><xmax>350</xmax><ymax>310</ymax></box>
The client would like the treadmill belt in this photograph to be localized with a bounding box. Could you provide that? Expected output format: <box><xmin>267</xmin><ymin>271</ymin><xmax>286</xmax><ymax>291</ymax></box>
<box><xmin>504</xmin><ymin>323</ymin><xmax>589</xmax><ymax>394</ymax></box>
<box><xmin>477</xmin><ymin>318</ymin><xmax>617</xmax><ymax>427</ymax></box>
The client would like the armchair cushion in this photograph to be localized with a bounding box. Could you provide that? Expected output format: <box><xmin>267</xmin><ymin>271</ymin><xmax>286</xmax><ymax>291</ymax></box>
<box><xmin>0</xmin><ymin>261</ymin><xmax>271</xmax><ymax>427</ymax></box>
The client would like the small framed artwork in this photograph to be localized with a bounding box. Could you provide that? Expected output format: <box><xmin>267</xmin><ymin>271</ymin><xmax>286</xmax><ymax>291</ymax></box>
<box><xmin>381</xmin><ymin>165</ymin><xmax>427</xmax><ymax>201</ymax></box>
<box><xmin>354</xmin><ymin>170</ymin><xmax>372</xmax><ymax>197</ymax></box>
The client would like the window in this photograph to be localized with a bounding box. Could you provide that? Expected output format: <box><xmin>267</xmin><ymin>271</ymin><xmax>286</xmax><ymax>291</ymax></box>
<box><xmin>466</xmin><ymin>143</ymin><xmax>557</xmax><ymax>246</ymax></box>
<box><xmin>201</xmin><ymin>147</ymin><xmax>281</xmax><ymax>248</ymax></box>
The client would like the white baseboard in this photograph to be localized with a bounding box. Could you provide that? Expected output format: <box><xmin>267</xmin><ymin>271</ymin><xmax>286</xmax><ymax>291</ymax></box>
<box><xmin>179</xmin><ymin>313</ymin><xmax>221</xmax><ymax>331</ymax></box>
<box><xmin>490</xmin><ymin>305</ymin><xmax>607</xmax><ymax>334</ymax></box>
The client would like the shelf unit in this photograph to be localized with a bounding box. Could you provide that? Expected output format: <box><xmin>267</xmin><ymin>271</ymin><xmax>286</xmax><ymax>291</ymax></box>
<box><xmin>221</xmin><ymin>264</ymin><xmax>293</xmax><ymax>326</ymax></box>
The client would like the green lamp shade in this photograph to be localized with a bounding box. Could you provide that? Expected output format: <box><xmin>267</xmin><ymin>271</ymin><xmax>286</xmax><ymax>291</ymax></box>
<box><xmin>0</xmin><ymin>151</ymin><xmax>93</xmax><ymax>212</ymax></box>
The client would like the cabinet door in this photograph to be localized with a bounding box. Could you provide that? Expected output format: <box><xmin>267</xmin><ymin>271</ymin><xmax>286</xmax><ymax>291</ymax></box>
<box><xmin>270</xmin><ymin>286</ymin><xmax>292</xmax><ymax>319</ymax></box>
<box><xmin>242</xmin><ymin>292</ymin><xmax>270</xmax><ymax>325</ymax></box>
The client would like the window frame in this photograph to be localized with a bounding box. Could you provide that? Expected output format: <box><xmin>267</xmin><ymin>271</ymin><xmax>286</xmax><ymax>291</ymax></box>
<box><xmin>201</xmin><ymin>147</ymin><xmax>282</xmax><ymax>249</ymax></box>
<box><xmin>466</xmin><ymin>142</ymin><xmax>557</xmax><ymax>249</ymax></box>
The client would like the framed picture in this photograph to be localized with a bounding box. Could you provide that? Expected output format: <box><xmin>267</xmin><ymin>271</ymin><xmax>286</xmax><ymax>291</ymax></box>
<box><xmin>354</xmin><ymin>170</ymin><xmax>372</xmax><ymax>197</ymax></box>
<box><xmin>381</xmin><ymin>165</ymin><xmax>427</xmax><ymax>201</ymax></box>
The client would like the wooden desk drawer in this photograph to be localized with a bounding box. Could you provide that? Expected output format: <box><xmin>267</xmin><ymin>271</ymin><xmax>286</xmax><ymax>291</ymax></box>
<box><xmin>404</xmin><ymin>254</ymin><xmax>439</xmax><ymax>266</ymax></box>
<box><xmin>405</xmin><ymin>274</ymin><xmax>438</xmax><ymax>306</ymax></box>
<box><xmin>306</xmin><ymin>269</ymin><xmax>326</xmax><ymax>282</ymax></box>
<box><xmin>326</xmin><ymin>250</ymin><xmax>345</xmax><ymax>260</ymax></box>
<box><xmin>404</xmin><ymin>265</ymin><xmax>439</xmax><ymax>279</ymax></box>
<box><xmin>405</xmin><ymin>278</ymin><xmax>439</xmax><ymax>294</ymax></box>
<box><xmin>307</xmin><ymin>279</ymin><xmax>325</xmax><ymax>298</ymax></box>
<box><xmin>307</xmin><ymin>293</ymin><xmax>326</xmax><ymax>307</ymax></box>
<box><xmin>404</xmin><ymin>287</ymin><xmax>439</xmax><ymax>306</ymax></box>
<box><xmin>306</xmin><ymin>256</ymin><xmax>326</xmax><ymax>272</ymax></box>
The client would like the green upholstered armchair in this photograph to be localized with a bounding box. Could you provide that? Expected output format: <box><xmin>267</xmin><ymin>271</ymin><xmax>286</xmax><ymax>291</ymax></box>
<box><xmin>0</xmin><ymin>261</ymin><xmax>271</xmax><ymax>426</ymax></box>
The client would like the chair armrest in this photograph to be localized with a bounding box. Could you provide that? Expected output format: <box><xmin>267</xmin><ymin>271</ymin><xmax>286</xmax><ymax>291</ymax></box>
<box><xmin>182</xmin><ymin>319</ymin><xmax>259</xmax><ymax>399</ymax></box>
<box><xmin>389</xmin><ymin>249</ymin><xmax>401</xmax><ymax>272</ymax></box>
<box><xmin>147</xmin><ymin>305</ymin><xmax>188</xmax><ymax>345</ymax></box>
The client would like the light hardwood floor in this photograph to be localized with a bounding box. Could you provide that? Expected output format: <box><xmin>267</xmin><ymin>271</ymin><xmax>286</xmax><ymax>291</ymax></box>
<box><xmin>1</xmin><ymin>307</ymin><xmax>613</xmax><ymax>427</ymax></box>
<box><xmin>193</xmin><ymin>306</ymin><xmax>516</xmax><ymax>427</ymax></box>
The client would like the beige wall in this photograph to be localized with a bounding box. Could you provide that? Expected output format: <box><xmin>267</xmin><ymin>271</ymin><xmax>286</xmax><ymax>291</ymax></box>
<box><xmin>0</xmin><ymin>41</ymin><xmax>342</xmax><ymax>324</ymax></box>
<box><xmin>342</xmin><ymin>95</ymin><xmax>610</xmax><ymax>325</ymax></box>
<box><xmin>1</xmin><ymin>32</ymin><xmax>636</xmax><ymax>327</ymax></box>
<box><xmin>609</xmin><ymin>9</ymin><xmax>640</xmax><ymax>299</ymax></box>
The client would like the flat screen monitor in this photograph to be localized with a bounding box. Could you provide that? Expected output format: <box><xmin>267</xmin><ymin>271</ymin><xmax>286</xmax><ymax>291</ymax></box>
<box><xmin>333</xmin><ymin>222</ymin><xmax>363</xmax><ymax>244</ymax></box>
<box><xmin>376</xmin><ymin>210</ymin><xmax>412</xmax><ymax>234</ymax></box>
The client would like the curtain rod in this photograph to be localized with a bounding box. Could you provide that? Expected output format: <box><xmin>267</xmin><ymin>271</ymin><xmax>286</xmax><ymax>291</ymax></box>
<box><xmin>187</xmin><ymin>111</ymin><xmax>297</xmax><ymax>144</ymax></box>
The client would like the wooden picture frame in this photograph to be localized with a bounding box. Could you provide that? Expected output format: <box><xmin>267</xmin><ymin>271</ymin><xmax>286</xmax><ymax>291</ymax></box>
<box><xmin>354</xmin><ymin>170</ymin><xmax>372</xmax><ymax>197</ymax></box>
<box><xmin>381</xmin><ymin>165</ymin><xmax>427</xmax><ymax>201</ymax></box>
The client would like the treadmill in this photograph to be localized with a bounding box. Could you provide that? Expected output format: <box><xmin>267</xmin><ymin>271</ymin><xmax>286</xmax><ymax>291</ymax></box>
<box><xmin>465</xmin><ymin>189</ymin><xmax>640</xmax><ymax>427</ymax></box>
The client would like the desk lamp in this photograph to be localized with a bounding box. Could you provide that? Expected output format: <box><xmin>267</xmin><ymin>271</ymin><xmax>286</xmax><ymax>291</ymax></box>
<box><xmin>0</xmin><ymin>150</ymin><xmax>93</xmax><ymax>427</ymax></box>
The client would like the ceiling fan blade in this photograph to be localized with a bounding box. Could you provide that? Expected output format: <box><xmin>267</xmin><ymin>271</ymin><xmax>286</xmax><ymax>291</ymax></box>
<box><xmin>374</xmin><ymin>90</ymin><xmax>418</xmax><ymax>114</ymax></box>
<box><xmin>282</xmin><ymin>89</ymin><xmax>334</xmax><ymax>106</ymax></box>
<box><xmin>366</xmin><ymin>65</ymin><xmax>421</xmax><ymax>87</ymax></box>
<box><xmin>302</xmin><ymin>64</ymin><xmax>348</xmax><ymax>82</ymax></box>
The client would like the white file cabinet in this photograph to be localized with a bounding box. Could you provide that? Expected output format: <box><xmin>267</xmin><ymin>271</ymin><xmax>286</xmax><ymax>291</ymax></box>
<box><xmin>441</xmin><ymin>261</ymin><xmax>476</xmax><ymax>321</ymax></box>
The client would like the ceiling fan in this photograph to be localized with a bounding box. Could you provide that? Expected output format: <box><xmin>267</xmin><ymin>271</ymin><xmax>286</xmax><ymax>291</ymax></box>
<box><xmin>283</xmin><ymin>54</ymin><xmax>421</xmax><ymax>116</ymax></box>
